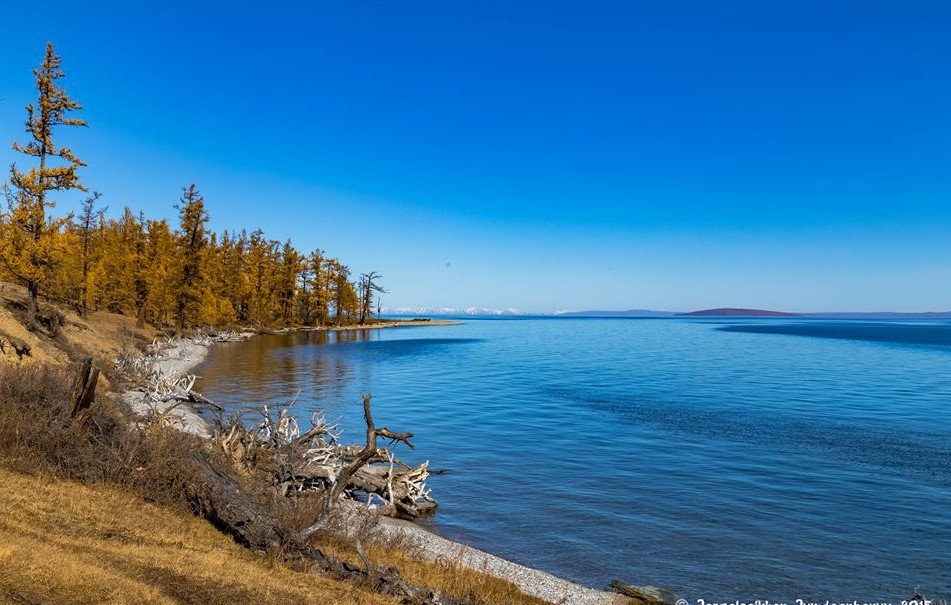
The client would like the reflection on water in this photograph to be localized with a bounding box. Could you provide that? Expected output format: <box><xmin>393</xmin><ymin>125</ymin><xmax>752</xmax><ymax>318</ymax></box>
<box><xmin>195</xmin><ymin>320</ymin><xmax>951</xmax><ymax>600</ymax></box>
<box><xmin>197</xmin><ymin>330</ymin><xmax>482</xmax><ymax>417</ymax></box>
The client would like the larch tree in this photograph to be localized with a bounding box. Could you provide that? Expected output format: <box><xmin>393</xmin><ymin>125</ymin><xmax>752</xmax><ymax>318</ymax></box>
<box><xmin>92</xmin><ymin>207</ymin><xmax>143</xmax><ymax>314</ymax></box>
<box><xmin>309</xmin><ymin>250</ymin><xmax>328</xmax><ymax>326</ymax></box>
<box><xmin>277</xmin><ymin>240</ymin><xmax>302</xmax><ymax>325</ymax></box>
<box><xmin>218</xmin><ymin>230</ymin><xmax>249</xmax><ymax>323</ymax></box>
<box><xmin>3</xmin><ymin>42</ymin><xmax>87</xmax><ymax>319</ymax></box>
<box><xmin>328</xmin><ymin>259</ymin><xmax>358</xmax><ymax>325</ymax></box>
<box><xmin>244</xmin><ymin>230</ymin><xmax>283</xmax><ymax>327</ymax></box>
<box><xmin>143</xmin><ymin>218</ymin><xmax>177</xmax><ymax>325</ymax></box>
<box><xmin>0</xmin><ymin>48</ymin><xmax>370</xmax><ymax>332</ymax></box>
<box><xmin>197</xmin><ymin>232</ymin><xmax>237</xmax><ymax>326</ymax></box>
<box><xmin>132</xmin><ymin>211</ymin><xmax>151</xmax><ymax>325</ymax></box>
<box><xmin>76</xmin><ymin>191</ymin><xmax>103</xmax><ymax>316</ymax></box>
<box><xmin>175</xmin><ymin>184</ymin><xmax>209</xmax><ymax>330</ymax></box>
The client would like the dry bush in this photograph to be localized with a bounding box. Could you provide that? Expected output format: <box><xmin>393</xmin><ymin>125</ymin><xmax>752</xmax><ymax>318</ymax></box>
<box><xmin>0</xmin><ymin>362</ymin><xmax>198</xmax><ymax>510</ymax></box>
<box><xmin>268</xmin><ymin>479</ymin><xmax>545</xmax><ymax>604</ymax></box>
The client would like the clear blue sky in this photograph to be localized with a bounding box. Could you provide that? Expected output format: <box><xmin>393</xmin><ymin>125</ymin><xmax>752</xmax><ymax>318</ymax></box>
<box><xmin>1</xmin><ymin>1</ymin><xmax>950</xmax><ymax>312</ymax></box>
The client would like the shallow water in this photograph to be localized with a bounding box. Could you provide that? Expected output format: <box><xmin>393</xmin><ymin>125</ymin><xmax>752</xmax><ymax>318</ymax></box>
<box><xmin>195</xmin><ymin>318</ymin><xmax>951</xmax><ymax>600</ymax></box>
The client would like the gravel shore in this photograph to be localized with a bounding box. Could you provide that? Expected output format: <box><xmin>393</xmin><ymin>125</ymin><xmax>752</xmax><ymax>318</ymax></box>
<box><xmin>122</xmin><ymin>338</ymin><xmax>214</xmax><ymax>437</ymax></box>
<box><xmin>378</xmin><ymin>517</ymin><xmax>621</xmax><ymax>605</ymax></box>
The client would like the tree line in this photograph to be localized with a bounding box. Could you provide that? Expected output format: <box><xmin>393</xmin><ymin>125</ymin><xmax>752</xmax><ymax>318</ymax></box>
<box><xmin>0</xmin><ymin>43</ymin><xmax>385</xmax><ymax>330</ymax></box>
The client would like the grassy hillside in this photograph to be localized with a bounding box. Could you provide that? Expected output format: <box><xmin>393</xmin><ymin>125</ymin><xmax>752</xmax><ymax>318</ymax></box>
<box><xmin>0</xmin><ymin>467</ymin><xmax>392</xmax><ymax>605</ymax></box>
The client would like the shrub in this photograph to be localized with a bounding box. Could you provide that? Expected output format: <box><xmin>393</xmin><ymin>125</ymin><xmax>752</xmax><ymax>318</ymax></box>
<box><xmin>0</xmin><ymin>362</ymin><xmax>198</xmax><ymax>510</ymax></box>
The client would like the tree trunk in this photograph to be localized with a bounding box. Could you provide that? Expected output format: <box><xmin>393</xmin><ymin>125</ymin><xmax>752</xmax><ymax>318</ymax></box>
<box><xmin>187</xmin><ymin>450</ymin><xmax>457</xmax><ymax>604</ymax></box>
<box><xmin>26</xmin><ymin>281</ymin><xmax>39</xmax><ymax>322</ymax></box>
<box><xmin>67</xmin><ymin>357</ymin><xmax>99</xmax><ymax>423</ymax></box>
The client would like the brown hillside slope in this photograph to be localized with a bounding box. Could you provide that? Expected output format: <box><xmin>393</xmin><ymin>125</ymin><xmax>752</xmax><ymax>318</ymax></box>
<box><xmin>0</xmin><ymin>467</ymin><xmax>393</xmax><ymax>605</ymax></box>
<box><xmin>0</xmin><ymin>281</ymin><xmax>155</xmax><ymax>366</ymax></box>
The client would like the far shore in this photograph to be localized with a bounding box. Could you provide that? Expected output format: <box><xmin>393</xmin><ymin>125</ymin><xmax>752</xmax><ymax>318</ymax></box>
<box><xmin>261</xmin><ymin>318</ymin><xmax>462</xmax><ymax>334</ymax></box>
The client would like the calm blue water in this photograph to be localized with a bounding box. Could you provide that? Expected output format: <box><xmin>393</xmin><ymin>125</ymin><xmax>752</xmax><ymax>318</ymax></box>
<box><xmin>195</xmin><ymin>319</ymin><xmax>951</xmax><ymax>600</ymax></box>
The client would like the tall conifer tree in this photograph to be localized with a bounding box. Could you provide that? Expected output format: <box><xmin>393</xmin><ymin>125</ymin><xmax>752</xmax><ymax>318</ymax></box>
<box><xmin>175</xmin><ymin>184</ymin><xmax>209</xmax><ymax>330</ymax></box>
<box><xmin>2</xmin><ymin>43</ymin><xmax>86</xmax><ymax>318</ymax></box>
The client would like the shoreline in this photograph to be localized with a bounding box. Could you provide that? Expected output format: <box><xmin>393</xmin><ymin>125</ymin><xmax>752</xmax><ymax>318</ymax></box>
<box><xmin>377</xmin><ymin>516</ymin><xmax>620</xmax><ymax>605</ymax></box>
<box><xmin>268</xmin><ymin>318</ymin><xmax>463</xmax><ymax>333</ymax></box>
<box><xmin>122</xmin><ymin>337</ymin><xmax>216</xmax><ymax>437</ymax></box>
<box><xmin>122</xmin><ymin>332</ymin><xmax>627</xmax><ymax>605</ymax></box>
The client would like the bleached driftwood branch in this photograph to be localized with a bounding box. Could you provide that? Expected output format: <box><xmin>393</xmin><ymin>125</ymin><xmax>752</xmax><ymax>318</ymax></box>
<box><xmin>115</xmin><ymin>332</ymin><xmax>252</xmax><ymax>418</ymax></box>
<box><xmin>215</xmin><ymin>395</ymin><xmax>435</xmax><ymax>522</ymax></box>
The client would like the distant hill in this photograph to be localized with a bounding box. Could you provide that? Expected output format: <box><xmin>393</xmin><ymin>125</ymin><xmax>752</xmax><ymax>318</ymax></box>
<box><xmin>678</xmin><ymin>308</ymin><xmax>796</xmax><ymax>317</ymax></box>
<box><xmin>554</xmin><ymin>309</ymin><xmax>676</xmax><ymax>318</ymax></box>
<box><xmin>387</xmin><ymin>306</ymin><xmax>951</xmax><ymax>320</ymax></box>
<box><xmin>802</xmin><ymin>311</ymin><xmax>951</xmax><ymax>319</ymax></box>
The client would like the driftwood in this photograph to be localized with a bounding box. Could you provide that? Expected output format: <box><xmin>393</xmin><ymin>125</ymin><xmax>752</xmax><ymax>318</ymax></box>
<box><xmin>325</xmin><ymin>394</ymin><xmax>414</xmax><ymax>512</ymax></box>
<box><xmin>187</xmin><ymin>449</ymin><xmax>458</xmax><ymax>604</ymax></box>
<box><xmin>215</xmin><ymin>395</ymin><xmax>436</xmax><ymax>522</ymax></box>
<box><xmin>107</xmin><ymin>334</ymin><xmax>455</xmax><ymax>604</ymax></box>
<box><xmin>115</xmin><ymin>336</ymin><xmax>227</xmax><ymax>414</ymax></box>
<box><xmin>118</xmin><ymin>337</ymin><xmax>435</xmax><ymax>518</ymax></box>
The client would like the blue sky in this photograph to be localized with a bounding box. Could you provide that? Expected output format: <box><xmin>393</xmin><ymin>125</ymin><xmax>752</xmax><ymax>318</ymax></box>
<box><xmin>1</xmin><ymin>1</ymin><xmax>950</xmax><ymax>312</ymax></box>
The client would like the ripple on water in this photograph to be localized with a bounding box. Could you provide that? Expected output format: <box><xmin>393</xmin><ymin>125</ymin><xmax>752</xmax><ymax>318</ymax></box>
<box><xmin>195</xmin><ymin>319</ymin><xmax>951</xmax><ymax>600</ymax></box>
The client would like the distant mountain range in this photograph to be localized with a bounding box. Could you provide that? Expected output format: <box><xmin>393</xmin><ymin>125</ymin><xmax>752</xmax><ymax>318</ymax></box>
<box><xmin>554</xmin><ymin>309</ymin><xmax>676</xmax><ymax>318</ymax></box>
<box><xmin>384</xmin><ymin>306</ymin><xmax>526</xmax><ymax>316</ymax></box>
<box><xmin>555</xmin><ymin>307</ymin><xmax>793</xmax><ymax>317</ymax></box>
<box><xmin>387</xmin><ymin>306</ymin><xmax>951</xmax><ymax>319</ymax></box>
<box><xmin>801</xmin><ymin>311</ymin><xmax>951</xmax><ymax>318</ymax></box>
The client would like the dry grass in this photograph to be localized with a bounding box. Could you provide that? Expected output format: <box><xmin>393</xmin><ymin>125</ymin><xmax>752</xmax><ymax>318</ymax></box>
<box><xmin>311</xmin><ymin>528</ymin><xmax>549</xmax><ymax>605</ymax></box>
<box><xmin>0</xmin><ymin>467</ymin><xmax>393</xmax><ymax>605</ymax></box>
<box><xmin>0</xmin><ymin>362</ymin><xmax>394</xmax><ymax>604</ymax></box>
<box><xmin>272</xmin><ymin>492</ymin><xmax>548</xmax><ymax>605</ymax></box>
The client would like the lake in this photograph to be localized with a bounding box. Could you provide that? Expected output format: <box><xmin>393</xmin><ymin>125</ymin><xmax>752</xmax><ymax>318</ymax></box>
<box><xmin>195</xmin><ymin>318</ymin><xmax>951</xmax><ymax>600</ymax></box>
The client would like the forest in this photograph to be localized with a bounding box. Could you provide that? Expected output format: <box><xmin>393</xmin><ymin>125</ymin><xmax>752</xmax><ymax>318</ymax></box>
<box><xmin>0</xmin><ymin>43</ymin><xmax>384</xmax><ymax>331</ymax></box>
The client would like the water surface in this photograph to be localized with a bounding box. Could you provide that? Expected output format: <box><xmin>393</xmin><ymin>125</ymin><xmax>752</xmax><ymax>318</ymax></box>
<box><xmin>196</xmin><ymin>319</ymin><xmax>951</xmax><ymax>600</ymax></box>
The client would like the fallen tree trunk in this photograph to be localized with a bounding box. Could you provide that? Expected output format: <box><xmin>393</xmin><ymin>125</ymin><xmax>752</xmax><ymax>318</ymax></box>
<box><xmin>187</xmin><ymin>449</ymin><xmax>459</xmax><ymax>604</ymax></box>
<box><xmin>321</xmin><ymin>395</ymin><xmax>432</xmax><ymax>519</ymax></box>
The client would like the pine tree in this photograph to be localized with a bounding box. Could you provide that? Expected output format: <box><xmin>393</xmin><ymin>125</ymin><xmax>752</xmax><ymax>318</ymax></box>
<box><xmin>2</xmin><ymin>43</ymin><xmax>86</xmax><ymax>319</ymax></box>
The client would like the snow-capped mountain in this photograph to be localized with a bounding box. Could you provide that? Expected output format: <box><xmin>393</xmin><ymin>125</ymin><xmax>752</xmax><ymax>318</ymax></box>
<box><xmin>383</xmin><ymin>306</ymin><xmax>526</xmax><ymax>316</ymax></box>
